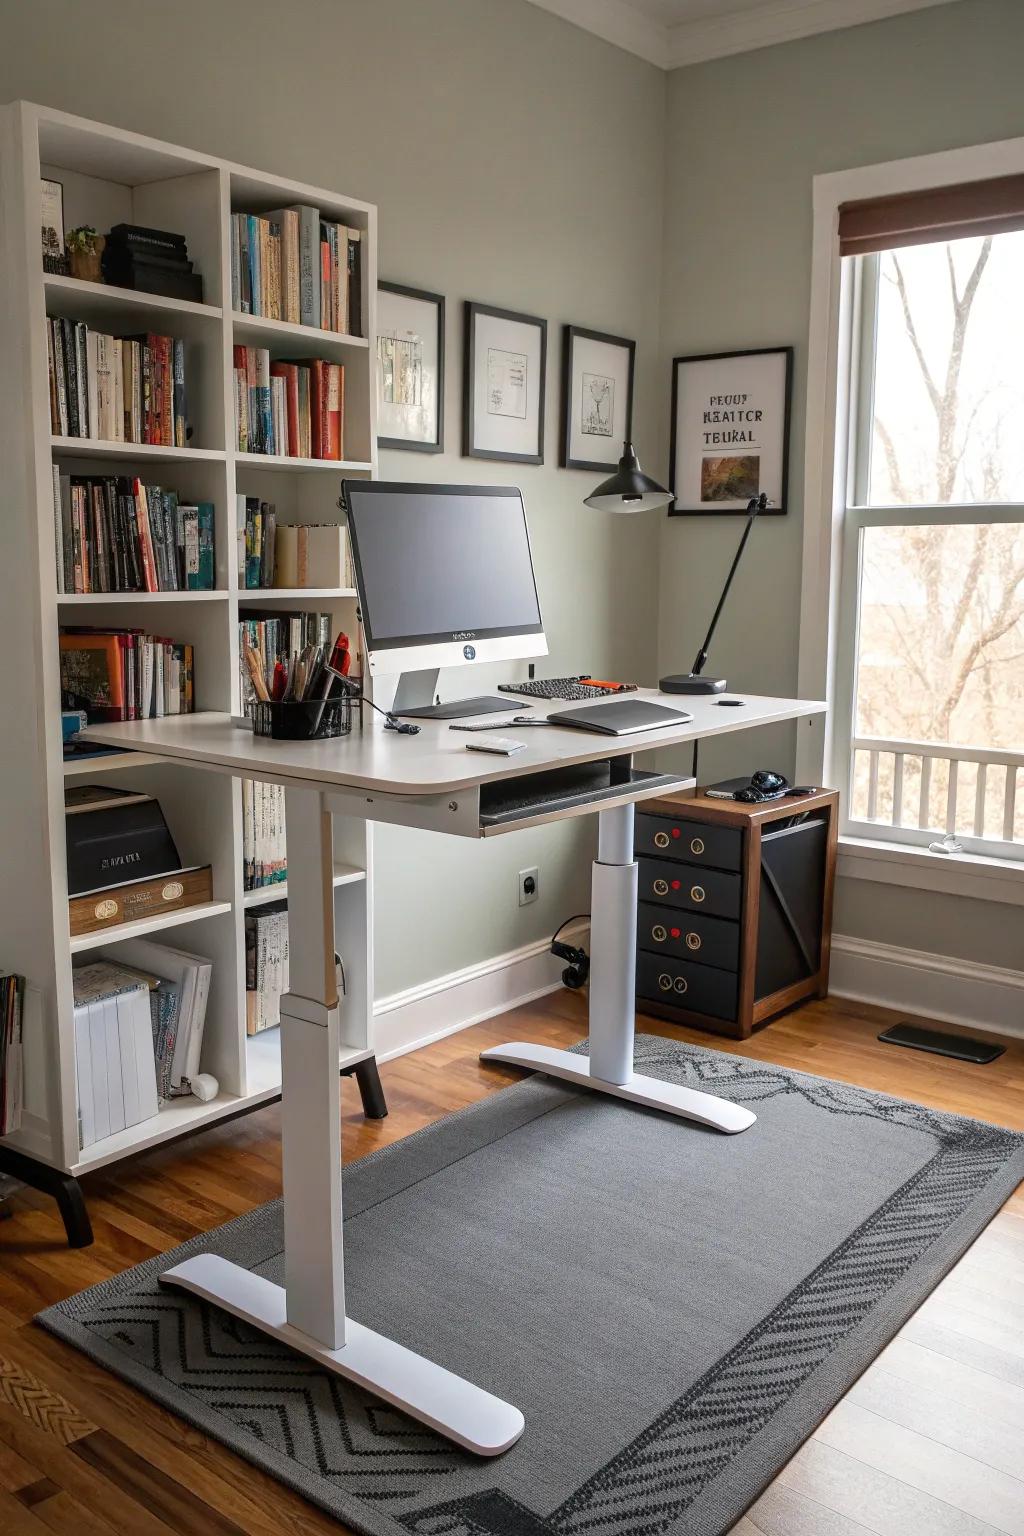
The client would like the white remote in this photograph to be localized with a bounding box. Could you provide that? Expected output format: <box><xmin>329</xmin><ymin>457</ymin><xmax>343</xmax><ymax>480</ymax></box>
<box><xmin>465</xmin><ymin>737</ymin><xmax>528</xmax><ymax>756</ymax></box>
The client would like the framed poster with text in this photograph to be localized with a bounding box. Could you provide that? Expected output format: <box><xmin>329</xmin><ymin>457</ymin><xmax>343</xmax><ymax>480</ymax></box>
<box><xmin>670</xmin><ymin>347</ymin><xmax>792</xmax><ymax>515</ymax></box>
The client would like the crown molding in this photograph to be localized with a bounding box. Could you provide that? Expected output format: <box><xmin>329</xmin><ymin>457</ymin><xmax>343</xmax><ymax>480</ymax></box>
<box><xmin>663</xmin><ymin>0</ymin><xmax>961</xmax><ymax>68</ymax></box>
<box><xmin>523</xmin><ymin>0</ymin><xmax>961</xmax><ymax>70</ymax></box>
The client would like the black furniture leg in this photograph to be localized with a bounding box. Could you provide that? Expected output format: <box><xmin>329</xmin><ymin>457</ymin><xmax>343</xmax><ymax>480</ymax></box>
<box><xmin>0</xmin><ymin>1146</ymin><xmax>94</xmax><ymax>1248</ymax></box>
<box><xmin>340</xmin><ymin>1055</ymin><xmax>388</xmax><ymax>1119</ymax></box>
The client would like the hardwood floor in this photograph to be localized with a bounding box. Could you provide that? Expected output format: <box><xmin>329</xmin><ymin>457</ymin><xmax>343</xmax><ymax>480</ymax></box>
<box><xmin>0</xmin><ymin>990</ymin><xmax>1021</xmax><ymax>1536</ymax></box>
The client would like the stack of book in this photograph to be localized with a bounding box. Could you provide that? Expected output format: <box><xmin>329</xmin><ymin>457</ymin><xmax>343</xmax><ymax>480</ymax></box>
<box><xmin>46</xmin><ymin>318</ymin><xmax>187</xmax><ymax>446</ymax></box>
<box><xmin>242</xmin><ymin>780</ymin><xmax>287</xmax><ymax>892</ymax></box>
<box><xmin>244</xmin><ymin>900</ymin><xmax>289</xmax><ymax>1035</ymax></box>
<box><xmin>233</xmin><ymin>346</ymin><xmax>344</xmax><ymax>459</ymax></box>
<box><xmin>52</xmin><ymin>470</ymin><xmax>214</xmax><ymax>594</ymax></box>
<box><xmin>237</xmin><ymin>611</ymin><xmax>330</xmax><ymax>712</ymax></box>
<box><xmin>238</xmin><ymin>497</ymin><xmax>277</xmax><ymax>587</ymax></box>
<box><xmin>0</xmin><ymin>974</ymin><xmax>24</xmax><ymax>1137</ymax></box>
<box><xmin>229</xmin><ymin>208</ymin><xmax>361</xmax><ymax>334</ymax></box>
<box><xmin>72</xmin><ymin>962</ymin><xmax>160</xmax><ymax>1147</ymax></box>
<box><xmin>105</xmin><ymin>938</ymin><xmax>212</xmax><ymax>1100</ymax></box>
<box><xmin>102</xmin><ymin>223</ymin><xmax>204</xmax><ymax>304</ymax></box>
<box><xmin>60</xmin><ymin>628</ymin><xmax>195</xmax><ymax>721</ymax></box>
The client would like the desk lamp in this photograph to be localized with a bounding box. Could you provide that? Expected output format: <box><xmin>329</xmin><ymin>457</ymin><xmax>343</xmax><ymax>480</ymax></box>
<box><xmin>584</xmin><ymin>446</ymin><xmax>766</xmax><ymax>696</ymax></box>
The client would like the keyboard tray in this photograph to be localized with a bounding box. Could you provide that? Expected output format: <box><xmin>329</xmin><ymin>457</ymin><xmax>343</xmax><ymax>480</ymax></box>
<box><xmin>478</xmin><ymin>763</ymin><xmax>687</xmax><ymax>828</ymax></box>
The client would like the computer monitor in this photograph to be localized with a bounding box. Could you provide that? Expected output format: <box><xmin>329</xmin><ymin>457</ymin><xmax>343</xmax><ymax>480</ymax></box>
<box><xmin>341</xmin><ymin>481</ymin><xmax>548</xmax><ymax>718</ymax></box>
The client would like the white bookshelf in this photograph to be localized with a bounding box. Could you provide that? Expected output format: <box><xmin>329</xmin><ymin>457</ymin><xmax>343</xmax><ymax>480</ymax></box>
<box><xmin>0</xmin><ymin>101</ymin><xmax>378</xmax><ymax>1192</ymax></box>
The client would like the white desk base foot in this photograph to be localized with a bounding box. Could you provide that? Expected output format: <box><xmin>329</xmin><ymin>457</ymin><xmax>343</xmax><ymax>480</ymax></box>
<box><xmin>480</xmin><ymin>1042</ymin><xmax>756</xmax><ymax>1134</ymax></box>
<box><xmin>160</xmin><ymin>1254</ymin><xmax>525</xmax><ymax>1456</ymax></box>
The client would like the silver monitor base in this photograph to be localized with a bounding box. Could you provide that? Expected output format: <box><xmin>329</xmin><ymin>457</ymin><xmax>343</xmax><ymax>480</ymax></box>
<box><xmin>391</xmin><ymin>668</ymin><xmax>519</xmax><ymax>720</ymax></box>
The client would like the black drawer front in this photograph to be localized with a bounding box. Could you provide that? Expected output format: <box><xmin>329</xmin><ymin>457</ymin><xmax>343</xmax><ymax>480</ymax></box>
<box><xmin>635</xmin><ymin>812</ymin><xmax>741</xmax><ymax>872</ymax></box>
<box><xmin>638</xmin><ymin>857</ymin><xmax>741</xmax><ymax>920</ymax></box>
<box><xmin>637</xmin><ymin>953</ymin><xmax>738</xmax><ymax>1022</ymax></box>
<box><xmin>636</xmin><ymin>901</ymin><xmax>740</xmax><ymax>971</ymax></box>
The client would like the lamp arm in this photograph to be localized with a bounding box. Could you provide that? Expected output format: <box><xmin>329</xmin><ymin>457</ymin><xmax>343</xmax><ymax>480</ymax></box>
<box><xmin>690</xmin><ymin>494</ymin><xmax>766</xmax><ymax>676</ymax></box>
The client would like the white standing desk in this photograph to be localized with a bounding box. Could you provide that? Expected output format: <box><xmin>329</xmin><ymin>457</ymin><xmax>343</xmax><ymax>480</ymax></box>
<box><xmin>84</xmin><ymin>689</ymin><xmax>825</xmax><ymax>1456</ymax></box>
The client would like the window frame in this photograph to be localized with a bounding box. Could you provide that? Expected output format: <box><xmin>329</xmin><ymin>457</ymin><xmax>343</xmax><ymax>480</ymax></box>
<box><xmin>797</xmin><ymin>137</ymin><xmax>1024</xmax><ymax>898</ymax></box>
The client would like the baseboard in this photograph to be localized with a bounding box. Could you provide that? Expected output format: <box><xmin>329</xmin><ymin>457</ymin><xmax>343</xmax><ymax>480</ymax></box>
<box><xmin>830</xmin><ymin>934</ymin><xmax>1024</xmax><ymax>1039</ymax></box>
<box><xmin>374</xmin><ymin>923</ymin><xmax>589</xmax><ymax>1064</ymax></box>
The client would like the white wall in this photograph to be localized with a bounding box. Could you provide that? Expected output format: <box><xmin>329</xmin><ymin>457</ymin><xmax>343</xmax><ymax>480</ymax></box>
<box><xmin>659</xmin><ymin>0</ymin><xmax>1024</xmax><ymax>971</ymax></box>
<box><xmin>0</xmin><ymin>0</ymin><xmax>668</xmax><ymax>996</ymax></box>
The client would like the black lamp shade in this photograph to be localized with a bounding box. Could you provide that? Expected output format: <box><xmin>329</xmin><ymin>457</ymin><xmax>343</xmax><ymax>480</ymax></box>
<box><xmin>583</xmin><ymin>441</ymin><xmax>673</xmax><ymax>513</ymax></box>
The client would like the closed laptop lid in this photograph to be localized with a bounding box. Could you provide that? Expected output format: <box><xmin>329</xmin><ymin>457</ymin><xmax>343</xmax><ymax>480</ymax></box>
<box><xmin>551</xmin><ymin>699</ymin><xmax>693</xmax><ymax>735</ymax></box>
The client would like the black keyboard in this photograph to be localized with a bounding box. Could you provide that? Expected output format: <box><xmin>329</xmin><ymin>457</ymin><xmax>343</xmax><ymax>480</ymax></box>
<box><xmin>499</xmin><ymin>676</ymin><xmax>639</xmax><ymax>702</ymax></box>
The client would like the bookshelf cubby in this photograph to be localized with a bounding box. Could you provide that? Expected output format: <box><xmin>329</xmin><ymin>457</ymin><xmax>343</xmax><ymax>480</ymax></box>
<box><xmin>0</xmin><ymin>102</ymin><xmax>378</xmax><ymax>1206</ymax></box>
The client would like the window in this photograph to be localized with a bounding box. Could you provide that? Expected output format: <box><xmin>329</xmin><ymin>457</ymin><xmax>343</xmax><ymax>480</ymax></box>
<box><xmin>837</xmin><ymin>230</ymin><xmax>1024</xmax><ymax>859</ymax></box>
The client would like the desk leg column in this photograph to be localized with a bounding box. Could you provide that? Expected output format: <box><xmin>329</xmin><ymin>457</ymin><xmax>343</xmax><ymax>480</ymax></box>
<box><xmin>481</xmin><ymin>805</ymin><xmax>755</xmax><ymax>1134</ymax></box>
<box><xmin>161</xmin><ymin>786</ymin><xmax>524</xmax><ymax>1455</ymax></box>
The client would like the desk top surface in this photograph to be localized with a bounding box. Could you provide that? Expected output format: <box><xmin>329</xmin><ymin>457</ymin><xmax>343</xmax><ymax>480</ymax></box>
<box><xmin>83</xmin><ymin>690</ymin><xmax>826</xmax><ymax>797</ymax></box>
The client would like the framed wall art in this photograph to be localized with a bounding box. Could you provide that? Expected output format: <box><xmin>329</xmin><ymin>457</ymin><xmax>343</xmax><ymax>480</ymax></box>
<box><xmin>463</xmin><ymin>301</ymin><xmax>546</xmax><ymax>464</ymax></box>
<box><xmin>561</xmin><ymin>325</ymin><xmax>635</xmax><ymax>471</ymax></box>
<box><xmin>670</xmin><ymin>347</ymin><xmax>793</xmax><ymax>515</ymax></box>
<box><xmin>376</xmin><ymin>282</ymin><xmax>445</xmax><ymax>452</ymax></box>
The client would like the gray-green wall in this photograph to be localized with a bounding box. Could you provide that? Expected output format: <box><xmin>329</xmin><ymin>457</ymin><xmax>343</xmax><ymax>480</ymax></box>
<box><xmin>0</xmin><ymin>0</ymin><xmax>667</xmax><ymax>996</ymax></box>
<box><xmin>4</xmin><ymin>0</ymin><xmax>1021</xmax><ymax>992</ymax></box>
<box><xmin>660</xmin><ymin>0</ymin><xmax>1024</xmax><ymax>969</ymax></box>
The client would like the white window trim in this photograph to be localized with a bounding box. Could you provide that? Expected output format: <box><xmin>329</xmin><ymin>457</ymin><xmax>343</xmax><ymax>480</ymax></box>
<box><xmin>798</xmin><ymin>133</ymin><xmax>1024</xmax><ymax>904</ymax></box>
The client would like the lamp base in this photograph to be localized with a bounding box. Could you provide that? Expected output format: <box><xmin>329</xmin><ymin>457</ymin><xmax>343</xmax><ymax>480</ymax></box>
<box><xmin>660</xmin><ymin>673</ymin><xmax>727</xmax><ymax>695</ymax></box>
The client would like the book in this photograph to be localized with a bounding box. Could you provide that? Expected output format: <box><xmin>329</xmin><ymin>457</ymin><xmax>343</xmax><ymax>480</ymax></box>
<box><xmin>72</xmin><ymin>962</ymin><xmax>160</xmax><ymax>1148</ymax></box>
<box><xmin>46</xmin><ymin>318</ymin><xmax>187</xmax><ymax>446</ymax></box>
<box><xmin>52</xmin><ymin>476</ymin><xmax>214</xmax><ymax>594</ymax></box>
<box><xmin>106</xmin><ymin>938</ymin><xmax>211</xmax><ymax>1097</ymax></box>
<box><xmin>245</xmin><ymin>901</ymin><xmax>290</xmax><ymax>1034</ymax></box>
<box><xmin>242</xmin><ymin>779</ymin><xmax>287</xmax><ymax>891</ymax></box>
<box><xmin>60</xmin><ymin>627</ymin><xmax>195</xmax><ymax>720</ymax></box>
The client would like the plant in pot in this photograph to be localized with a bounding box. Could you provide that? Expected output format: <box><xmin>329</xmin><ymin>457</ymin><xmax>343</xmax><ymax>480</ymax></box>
<box><xmin>66</xmin><ymin>226</ymin><xmax>105</xmax><ymax>283</ymax></box>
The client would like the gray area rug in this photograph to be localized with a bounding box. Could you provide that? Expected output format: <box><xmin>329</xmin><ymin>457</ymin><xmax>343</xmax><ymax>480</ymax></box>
<box><xmin>39</xmin><ymin>1035</ymin><xmax>1024</xmax><ymax>1536</ymax></box>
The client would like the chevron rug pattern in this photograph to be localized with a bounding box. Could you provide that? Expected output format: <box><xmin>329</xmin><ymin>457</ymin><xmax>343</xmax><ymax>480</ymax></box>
<box><xmin>40</xmin><ymin>1036</ymin><xmax>1024</xmax><ymax>1536</ymax></box>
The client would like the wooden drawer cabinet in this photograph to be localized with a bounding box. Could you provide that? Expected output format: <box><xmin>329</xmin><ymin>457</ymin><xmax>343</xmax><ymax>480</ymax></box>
<box><xmin>637</xmin><ymin>901</ymin><xmax>740</xmax><ymax>971</ymax></box>
<box><xmin>634</xmin><ymin>788</ymin><xmax>838</xmax><ymax>1040</ymax></box>
<box><xmin>635</xmin><ymin>811</ymin><xmax>742</xmax><ymax>871</ymax></box>
<box><xmin>638</xmin><ymin>857</ymin><xmax>741</xmax><ymax>920</ymax></box>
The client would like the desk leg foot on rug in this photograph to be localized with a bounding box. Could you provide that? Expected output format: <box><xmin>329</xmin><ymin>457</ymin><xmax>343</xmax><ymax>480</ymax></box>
<box><xmin>479</xmin><ymin>1042</ymin><xmax>756</xmax><ymax>1133</ymax></box>
<box><xmin>160</xmin><ymin>1255</ymin><xmax>525</xmax><ymax>1456</ymax></box>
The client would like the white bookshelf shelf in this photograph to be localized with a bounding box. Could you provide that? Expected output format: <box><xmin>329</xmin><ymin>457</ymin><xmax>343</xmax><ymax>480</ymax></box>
<box><xmin>245</xmin><ymin>1027</ymin><xmax>370</xmax><ymax>1099</ymax></box>
<box><xmin>69</xmin><ymin>898</ymin><xmax>232</xmax><ymax>954</ymax></box>
<box><xmin>1</xmin><ymin>99</ymin><xmax>378</xmax><ymax>1189</ymax></box>
<box><xmin>44</xmin><ymin>273</ymin><xmax>222</xmax><ymax>325</ymax></box>
<box><xmin>63</xmin><ymin>751</ymin><xmax>164</xmax><ymax>777</ymax></box>
<box><xmin>235</xmin><ymin>451</ymin><xmax>373</xmax><ymax>473</ymax></box>
<box><xmin>51</xmin><ymin>436</ymin><xmax>226</xmax><ymax>463</ymax></box>
<box><xmin>232</xmin><ymin>310</ymin><xmax>369</xmax><ymax>356</ymax></box>
<box><xmin>58</xmin><ymin>590</ymin><xmax>228</xmax><ymax>604</ymax></box>
<box><xmin>236</xmin><ymin>587</ymin><xmax>357</xmax><ymax>603</ymax></box>
<box><xmin>243</xmin><ymin>862</ymin><xmax>365</xmax><ymax>908</ymax></box>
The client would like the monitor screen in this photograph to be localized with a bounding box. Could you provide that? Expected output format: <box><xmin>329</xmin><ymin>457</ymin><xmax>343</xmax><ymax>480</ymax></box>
<box><xmin>343</xmin><ymin>483</ymin><xmax>544</xmax><ymax>652</ymax></box>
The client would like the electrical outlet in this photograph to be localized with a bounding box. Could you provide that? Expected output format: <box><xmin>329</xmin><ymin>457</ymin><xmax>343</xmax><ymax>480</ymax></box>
<box><xmin>518</xmin><ymin>867</ymin><xmax>539</xmax><ymax>906</ymax></box>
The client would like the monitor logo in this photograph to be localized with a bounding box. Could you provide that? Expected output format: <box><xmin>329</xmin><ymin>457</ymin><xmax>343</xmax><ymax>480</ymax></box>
<box><xmin>462</xmin><ymin>643</ymin><xmax>476</xmax><ymax>660</ymax></box>
<box><xmin>452</xmin><ymin>631</ymin><xmax>476</xmax><ymax>641</ymax></box>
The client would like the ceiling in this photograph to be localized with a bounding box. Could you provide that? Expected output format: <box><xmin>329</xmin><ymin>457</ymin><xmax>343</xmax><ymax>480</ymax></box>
<box><xmin>523</xmin><ymin>0</ymin><xmax>961</xmax><ymax>68</ymax></box>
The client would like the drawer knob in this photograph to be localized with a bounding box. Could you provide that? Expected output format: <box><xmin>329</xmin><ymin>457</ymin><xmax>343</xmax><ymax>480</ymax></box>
<box><xmin>651</xmin><ymin>924</ymin><xmax>667</xmax><ymax>943</ymax></box>
<box><xmin>658</xmin><ymin>972</ymin><xmax>673</xmax><ymax>992</ymax></box>
<box><xmin>690</xmin><ymin>836</ymin><xmax>705</xmax><ymax>856</ymax></box>
<box><xmin>653</xmin><ymin>878</ymin><xmax>669</xmax><ymax>895</ymax></box>
<box><xmin>686</xmin><ymin>931</ymin><xmax>701</xmax><ymax>951</ymax></box>
<box><xmin>690</xmin><ymin>884</ymin><xmax>706</xmax><ymax>903</ymax></box>
<box><xmin>673</xmin><ymin>976</ymin><xmax>688</xmax><ymax>994</ymax></box>
<box><xmin>653</xmin><ymin>831</ymin><xmax>670</xmax><ymax>848</ymax></box>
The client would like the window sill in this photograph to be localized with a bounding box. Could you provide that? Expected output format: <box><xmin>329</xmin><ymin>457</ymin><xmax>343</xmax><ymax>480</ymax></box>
<box><xmin>838</xmin><ymin>835</ymin><xmax>1024</xmax><ymax>906</ymax></box>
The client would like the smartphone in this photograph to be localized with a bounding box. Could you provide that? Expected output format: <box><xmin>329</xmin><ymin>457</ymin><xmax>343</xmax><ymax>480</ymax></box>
<box><xmin>878</xmin><ymin>1023</ymin><xmax>1005</xmax><ymax>1064</ymax></box>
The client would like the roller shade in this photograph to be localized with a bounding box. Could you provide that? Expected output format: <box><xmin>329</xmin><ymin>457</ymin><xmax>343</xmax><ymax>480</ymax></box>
<box><xmin>838</xmin><ymin>174</ymin><xmax>1024</xmax><ymax>257</ymax></box>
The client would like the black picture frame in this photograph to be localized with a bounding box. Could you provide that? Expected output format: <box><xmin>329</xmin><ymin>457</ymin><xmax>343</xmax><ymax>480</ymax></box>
<box><xmin>560</xmin><ymin>325</ymin><xmax>636</xmax><ymax>472</ymax></box>
<box><xmin>376</xmin><ymin>281</ymin><xmax>445</xmax><ymax>454</ymax></box>
<box><xmin>463</xmin><ymin>301</ymin><xmax>547</xmax><ymax>464</ymax></box>
<box><xmin>669</xmin><ymin>346</ymin><xmax>793</xmax><ymax>516</ymax></box>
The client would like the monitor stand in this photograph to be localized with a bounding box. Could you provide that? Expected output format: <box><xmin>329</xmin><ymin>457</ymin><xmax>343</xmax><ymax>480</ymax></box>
<box><xmin>391</xmin><ymin>669</ymin><xmax>518</xmax><ymax>720</ymax></box>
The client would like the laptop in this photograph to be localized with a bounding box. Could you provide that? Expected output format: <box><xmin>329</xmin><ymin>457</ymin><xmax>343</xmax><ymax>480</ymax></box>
<box><xmin>550</xmin><ymin>699</ymin><xmax>693</xmax><ymax>736</ymax></box>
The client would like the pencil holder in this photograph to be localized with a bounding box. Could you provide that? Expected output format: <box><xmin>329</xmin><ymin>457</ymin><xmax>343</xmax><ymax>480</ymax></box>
<box><xmin>252</xmin><ymin>693</ymin><xmax>355</xmax><ymax>740</ymax></box>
